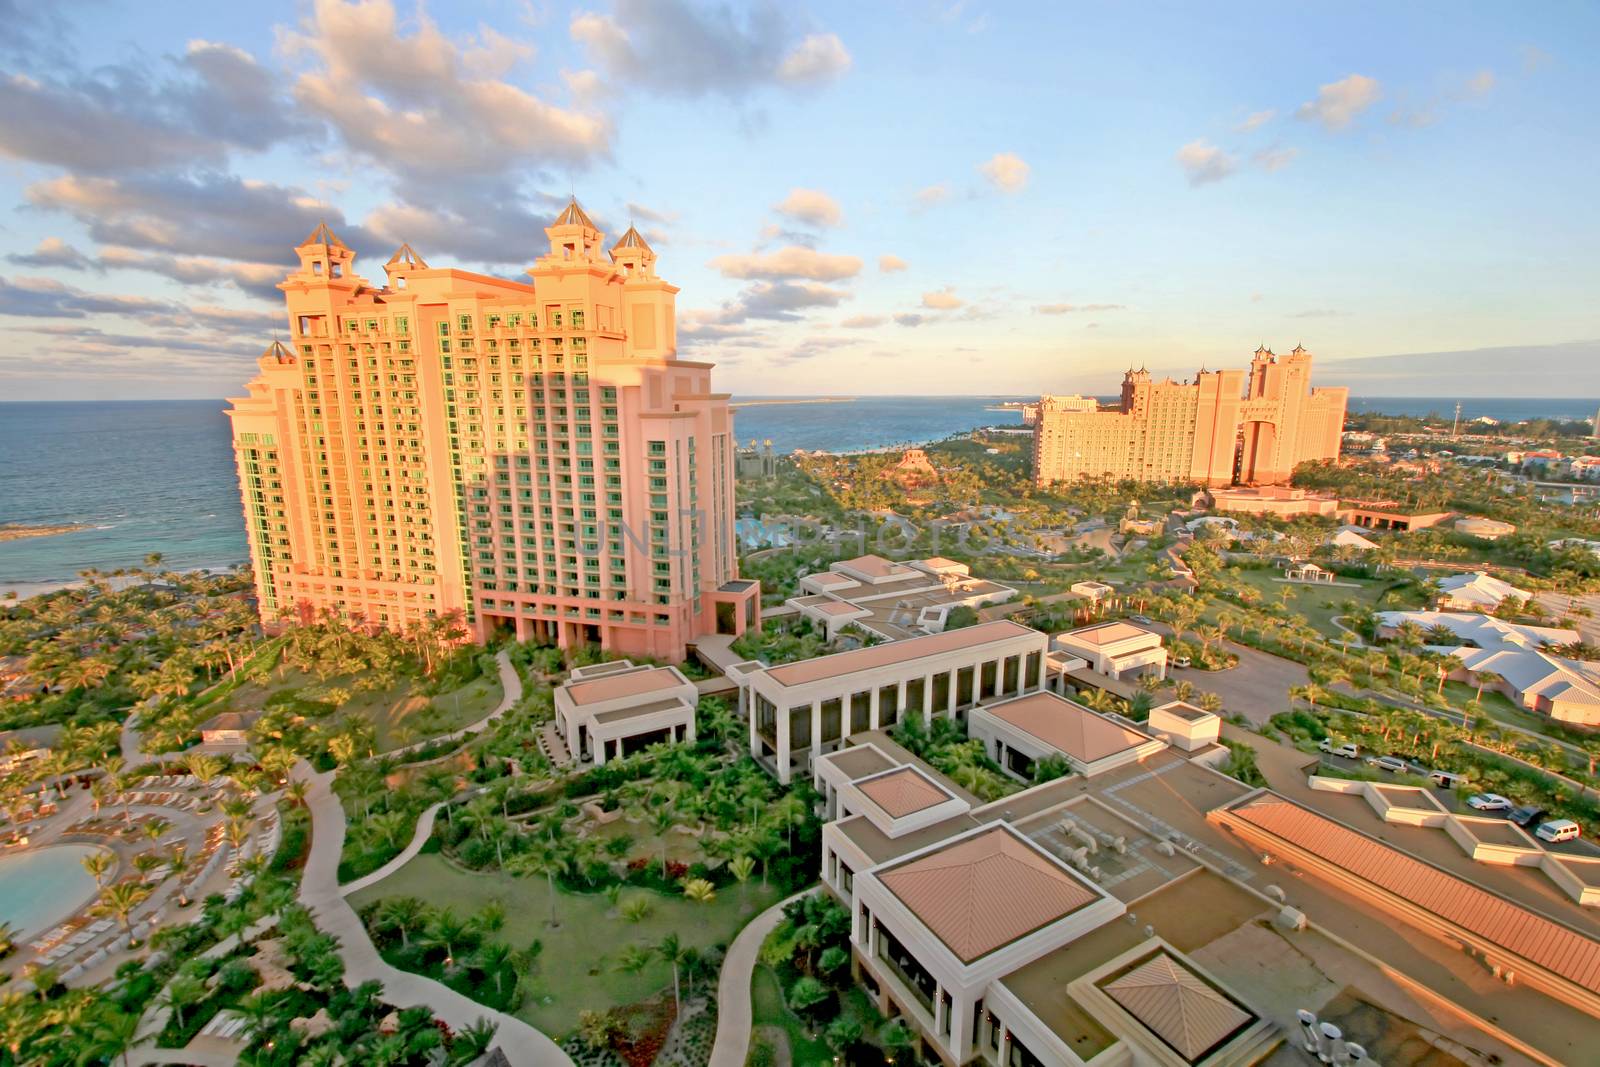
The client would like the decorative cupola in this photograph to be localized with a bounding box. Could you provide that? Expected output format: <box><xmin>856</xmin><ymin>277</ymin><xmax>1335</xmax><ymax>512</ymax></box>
<box><xmin>295</xmin><ymin>222</ymin><xmax>355</xmax><ymax>283</ymax></box>
<box><xmin>610</xmin><ymin>225</ymin><xmax>656</xmax><ymax>277</ymax></box>
<box><xmin>384</xmin><ymin>243</ymin><xmax>428</xmax><ymax>289</ymax></box>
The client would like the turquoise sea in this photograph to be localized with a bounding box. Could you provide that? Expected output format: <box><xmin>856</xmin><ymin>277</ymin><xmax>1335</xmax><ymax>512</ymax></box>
<box><xmin>2</xmin><ymin>395</ymin><xmax>1595</xmax><ymax>592</ymax></box>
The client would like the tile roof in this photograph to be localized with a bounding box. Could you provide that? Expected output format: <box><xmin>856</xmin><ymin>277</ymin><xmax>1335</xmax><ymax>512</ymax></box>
<box><xmin>1062</xmin><ymin>622</ymin><xmax>1154</xmax><ymax>647</ymax></box>
<box><xmin>878</xmin><ymin>826</ymin><xmax>1098</xmax><ymax>963</ymax></box>
<box><xmin>762</xmin><ymin>620</ymin><xmax>1038</xmax><ymax>688</ymax></box>
<box><xmin>1103</xmin><ymin>953</ymin><xmax>1252</xmax><ymax>1062</ymax></box>
<box><xmin>565</xmin><ymin>667</ymin><xmax>683</xmax><ymax>706</ymax></box>
<box><xmin>1225</xmin><ymin>795</ymin><xmax>1600</xmax><ymax>995</ymax></box>
<box><xmin>834</xmin><ymin>554</ymin><xmax>911</xmax><ymax>579</ymax></box>
<box><xmin>982</xmin><ymin>692</ymin><xmax>1152</xmax><ymax>763</ymax></box>
<box><xmin>552</xmin><ymin>198</ymin><xmax>598</xmax><ymax>229</ymax></box>
<box><xmin>855</xmin><ymin>767</ymin><xmax>953</xmax><ymax>819</ymax></box>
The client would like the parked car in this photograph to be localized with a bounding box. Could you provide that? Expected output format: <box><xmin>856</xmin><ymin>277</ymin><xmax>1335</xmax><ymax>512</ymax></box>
<box><xmin>1367</xmin><ymin>755</ymin><xmax>1407</xmax><ymax>774</ymax></box>
<box><xmin>1535</xmin><ymin>819</ymin><xmax>1581</xmax><ymax>844</ymax></box>
<box><xmin>1173</xmin><ymin>654</ymin><xmax>1193</xmax><ymax>669</ymax></box>
<box><xmin>1319</xmin><ymin>738</ymin><xmax>1360</xmax><ymax>759</ymax></box>
<box><xmin>1427</xmin><ymin>770</ymin><xmax>1467</xmax><ymax>789</ymax></box>
<box><xmin>1509</xmin><ymin>805</ymin><xmax>1549</xmax><ymax>828</ymax></box>
<box><xmin>1129</xmin><ymin>614</ymin><xmax>1153</xmax><ymax>625</ymax></box>
<box><xmin>1467</xmin><ymin>793</ymin><xmax>1512</xmax><ymax>812</ymax></box>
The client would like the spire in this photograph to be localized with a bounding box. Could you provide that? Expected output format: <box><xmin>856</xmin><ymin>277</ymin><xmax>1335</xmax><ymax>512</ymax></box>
<box><xmin>552</xmin><ymin>197</ymin><xmax>597</xmax><ymax>230</ymax></box>
<box><xmin>611</xmin><ymin>225</ymin><xmax>652</xmax><ymax>254</ymax></box>
<box><xmin>261</xmin><ymin>340</ymin><xmax>295</xmax><ymax>364</ymax></box>
<box><xmin>386</xmin><ymin>243</ymin><xmax>428</xmax><ymax>270</ymax></box>
<box><xmin>299</xmin><ymin>221</ymin><xmax>347</xmax><ymax>249</ymax></box>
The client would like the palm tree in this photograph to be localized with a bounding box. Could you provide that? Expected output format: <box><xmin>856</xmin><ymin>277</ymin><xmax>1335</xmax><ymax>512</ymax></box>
<box><xmin>657</xmin><ymin>933</ymin><xmax>692</xmax><ymax>1015</ymax></box>
<box><xmin>472</xmin><ymin>941</ymin><xmax>514</xmax><ymax>998</ymax></box>
<box><xmin>157</xmin><ymin>973</ymin><xmax>206</xmax><ymax>1033</ymax></box>
<box><xmin>425</xmin><ymin>908</ymin><xmax>469</xmax><ymax>968</ymax></box>
<box><xmin>378</xmin><ymin>896</ymin><xmax>429</xmax><ymax>949</ymax></box>
<box><xmin>166</xmin><ymin>846</ymin><xmax>193</xmax><ymax>906</ymax></box>
<box><xmin>1473</xmin><ymin>670</ymin><xmax>1503</xmax><ymax>704</ymax></box>
<box><xmin>82</xmin><ymin>849</ymin><xmax>114</xmax><ymax>889</ymax></box>
<box><xmin>507</xmin><ymin>844</ymin><xmax>568</xmax><ymax>928</ymax></box>
<box><xmin>93</xmin><ymin>882</ymin><xmax>153</xmax><ymax>944</ymax></box>
<box><xmin>1290</xmin><ymin>683</ymin><xmax>1324</xmax><ymax>712</ymax></box>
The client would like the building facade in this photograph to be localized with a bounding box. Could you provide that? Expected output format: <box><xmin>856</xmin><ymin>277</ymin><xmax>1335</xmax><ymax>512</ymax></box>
<box><xmin>1032</xmin><ymin>346</ymin><xmax>1348</xmax><ymax>488</ymax></box>
<box><xmin>226</xmin><ymin>204</ymin><xmax>759</xmax><ymax>660</ymax></box>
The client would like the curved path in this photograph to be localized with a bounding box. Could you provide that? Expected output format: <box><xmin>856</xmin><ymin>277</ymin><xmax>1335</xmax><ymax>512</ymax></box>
<box><xmin>339</xmin><ymin>802</ymin><xmax>444</xmax><ymax>897</ymax></box>
<box><xmin>708</xmin><ymin>889</ymin><xmax>813</xmax><ymax>1067</ymax></box>
<box><xmin>388</xmin><ymin>650</ymin><xmax>522</xmax><ymax>759</ymax></box>
<box><xmin>294</xmin><ymin>764</ymin><xmax>571</xmax><ymax>1067</ymax></box>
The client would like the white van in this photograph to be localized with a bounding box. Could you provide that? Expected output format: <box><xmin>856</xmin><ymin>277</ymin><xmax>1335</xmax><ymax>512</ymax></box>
<box><xmin>1428</xmin><ymin>770</ymin><xmax>1467</xmax><ymax>789</ymax></box>
<box><xmin>1318</xmin><ymin>738</ymin><xmax>1360</xmax><ymax>759</ymax></box>
<box><xmin>1535</xmin><ymin>819</ymin><xmax>1581</xmax><ymax>844</ymax></box>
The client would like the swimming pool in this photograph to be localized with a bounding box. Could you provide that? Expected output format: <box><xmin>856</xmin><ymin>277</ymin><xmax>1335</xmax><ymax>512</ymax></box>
<box><xmin>0</xmin><ymin>844</ymin><xmax>105</xmax><ymax>938</ymax></box>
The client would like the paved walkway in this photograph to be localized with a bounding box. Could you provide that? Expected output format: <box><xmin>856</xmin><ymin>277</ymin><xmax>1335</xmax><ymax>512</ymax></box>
<box><xmin>708</xmin><ymin>889</ymin><xmax>812</xmax><ymax>1067</ymax></box>
<box><xmin>387</xmin><ymin>651</ymin><xmax>522</xmax><ymax>759</ymax></box>
<box><xmin>339</xmin><ymin>802</ymin><xmax>444</xmax><ymax>896</ymax></box>
<box><xmin>294</xmin><ymin>763</ymin><xmax>571</xmax><ymax>1067</ymax></box>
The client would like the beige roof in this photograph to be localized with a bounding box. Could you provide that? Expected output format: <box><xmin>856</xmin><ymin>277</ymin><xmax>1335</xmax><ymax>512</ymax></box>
<box><xmin>808</xmin><ymin>571</ymin><xmax>856</xmax><ymax>588</ymax></box>
<box><xmin>878</xmin><ymin>826</ymin><xmax>1098</xmax><ymax>963</ymax></box>
<box><xmin>821</xmin><ymin>745</ymin><xmax>898</xmax><ymax>781</ymax></box>
<box><xmin>1103</xmin><ymin>953</ymin><xmax>1252</xmax><ymax>1062</ymax></box>
<box><xmin>984</xmin><ymin>692</ymin><xmax>1152</xmax><ymax>763</ymax></box>
<box><xmin>816</xmin><ymin>601</ymin><xmax>866</xmax><ymax>617</ymax></box>
<box><xmin>1224</xmin><ymin>795</ymin><xmax>1600</xmax><ymax>994</ymax></box>
<box><xmin>920</xmin><ymin>556</ymin><xmax>963</xmax><ymax>569</ymax></box>
<box><xmin>835</xmin><ymin>554</ymin><xmax>909</xmax><ymax>579</ymax></box>
<box><xmin>565</xmin><ymin>667</ymin><xmax>682</xmax><ymax>706</ymax></box>
<box><xmin>552</xmin><ymin>197</ymin><xmax>597</xmax><ymax>228</ymax></box>
<box><xmin>1063</xmin><ymin>622</ymin><xmax>1153</xmax><ymax>647</ymax></box>
<box><xmin>856</xmin><ymin>767</ymin><xmax>953</xmax><ymax>819</ymax></box>
<box><xmin>764</xmin><ymin>620</ymin><xmax>1037</xmax><ymax>687</ymax></box>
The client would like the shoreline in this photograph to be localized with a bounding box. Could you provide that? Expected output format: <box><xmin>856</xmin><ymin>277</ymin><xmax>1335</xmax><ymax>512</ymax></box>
<box><xmin>0</xmin><ymin>563</ymin><xmax>246</xmax><ymax>603</ymax></box>
<box><xmin>729</xmin><ymin>397</ymin><xmax>857</xmax><ymax>408</ymax></box>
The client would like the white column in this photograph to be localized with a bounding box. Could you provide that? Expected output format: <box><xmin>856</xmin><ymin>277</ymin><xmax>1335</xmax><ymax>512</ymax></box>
<box><xmin>869</xmin><ymin>685</ymin><xmax>881</xmax><ymax>731</ymax></box>
<box><xmin>810</xmin><ymin>699</ymin><xmax>822</xmax><ymax>766</ymax></box>
<box><xmin>776</xmin><ymin>706</ymin><xmax>791</xmax><ymax>785</ymax></box>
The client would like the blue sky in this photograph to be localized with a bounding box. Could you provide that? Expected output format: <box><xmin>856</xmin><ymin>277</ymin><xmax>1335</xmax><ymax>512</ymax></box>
<box><xmin>0</xmin><ymin>0</ymin><xmax>1595</xmax><ymax>400</ymax></box>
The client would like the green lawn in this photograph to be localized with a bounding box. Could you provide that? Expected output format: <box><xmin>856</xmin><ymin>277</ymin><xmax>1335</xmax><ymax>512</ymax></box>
<box><xmin>228</xmin><ymin>665</ymin><xmax>502</xmax><ymax>753</ymax></box>
<box><xmin>1228</xmin><ymin>570</ymin><xmax>1421</xmax><ymax>639</ymax></box>
<box><xmin>347</xmin><ymin>853</ymin><xmax>778</xmax><ymax>1037</ymax></box>
<box><xmin>750</xmin><ymin>964</ymin><xmax>832</xmax><ymax>1066</ymax></box>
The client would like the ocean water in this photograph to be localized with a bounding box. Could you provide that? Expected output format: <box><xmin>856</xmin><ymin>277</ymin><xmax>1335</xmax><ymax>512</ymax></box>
<box><xmin>2</xmin><ymin>394</ymin><xmax>1594</xmax><ymax>590</ymax></box>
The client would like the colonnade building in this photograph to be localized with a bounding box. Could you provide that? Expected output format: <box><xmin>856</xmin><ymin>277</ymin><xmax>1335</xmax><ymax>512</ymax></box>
<box><xmin>226</xmin><ymin>203</ymin><xmax>759</xmax><ymax>660</ymax></box>
<box><xmin>1032</xmin><ymin>346</ymin><xmax>1348</xmax><ymax>488</ymax></box>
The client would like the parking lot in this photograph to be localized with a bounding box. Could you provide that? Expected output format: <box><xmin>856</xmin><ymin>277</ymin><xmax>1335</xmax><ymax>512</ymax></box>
<box><xmin>1310</xmin><ymin>748</ymin><xmax>1600</xmax><ymax>859</ymax></box>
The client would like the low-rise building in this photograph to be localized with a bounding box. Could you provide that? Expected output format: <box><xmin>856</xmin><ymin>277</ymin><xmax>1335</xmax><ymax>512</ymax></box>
<box><xmin>1284</xmin><ymin>561</ymin><xmax>1335</xmax><ymax>583</ymax></box>
<box><xmin>788</xmin><ymin>555</ymin><xmax>1017</xmax><ymax>641</ymax></box>
<box><xmin>1325</xmin><ymin>525</ymin><xmax>1378</xmax><ymax>552</ymax></box>
<box><xmin>1376</xmin><ymin>610</ymin><xmax>1600</xmax><ymax>726</ymax></box>
<box><xmin>1434</xmin><ymin>571</ymin><xmax>1530</xmax><ymax>611</ymax></box>
<box><xmin>1337</xmin><ymin>500</ymin><xmax>1454</xmax><ymax>532</ymax></box>
<box><xmin>1053</xmin><ymin>622</ymin><xmax>1167</xmax><ymax>682</ymax></box>
<box><xmin>1068</xmin><ymin>580</ymin><xmax>1115</xmax><ymax>603</ymax></box>
<box><xmin>810</xmin><ymin>732</ymin><xmax>1600</xmax><ymax>1067</ymax></box>
<box><xmin>730</xmin><ymin>620</ymin><xmax>1047</xmax><ymax>783</ymax></box>
<box><xmin>554</xmin><ymin>661</ymin><xmax>697</xmax><ymax>765</ymax></box>
<box><xmin>198</xmin><ymin>710</ymin><xmax>262</xmax><ymax>747</ymax></box>
<box><xmin>1208</xmin><ymin>486</ymin><xmax>1339</xmax><ymax>517</ymax></box>
<box><xmin>969</xmin><ymin>690</ymin><xmax>1165</xmax><ymax>780</ymax></box>
<box><xmin>1454</xmin><ymin>515</ymin><xmax>1517</xmax><ymax>540</ymax></box>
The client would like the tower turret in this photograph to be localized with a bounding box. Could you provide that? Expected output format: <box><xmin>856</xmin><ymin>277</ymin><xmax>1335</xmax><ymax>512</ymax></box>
<box><xmin>544</xmin><ymin>197</ymin><xmax>604</xmax><ymax>263</ymax></box>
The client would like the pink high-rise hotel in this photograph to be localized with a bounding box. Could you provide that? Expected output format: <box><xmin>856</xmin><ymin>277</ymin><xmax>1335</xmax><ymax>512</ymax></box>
<box><xmin>227</xmin><ymin>202</ymin><xmax>760</xmax><ymax>660</ymax></box>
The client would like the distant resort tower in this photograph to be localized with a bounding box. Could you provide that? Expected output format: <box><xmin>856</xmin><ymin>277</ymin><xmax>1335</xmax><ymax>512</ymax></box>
<box><xmin>1031</xmin><ymin>345</ymin><xmax>1349</xmax><ymax>487</ymax></box>
<box><xmin>225</xmin><ymin>202</ymin><xmax>759</xmax><ymax>659</ymax></box>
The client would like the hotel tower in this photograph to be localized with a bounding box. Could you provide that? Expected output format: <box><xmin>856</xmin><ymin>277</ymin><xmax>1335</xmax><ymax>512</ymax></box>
<box><xmin>1031</xmin><ymin>345</ymin><xmax>1348</xmax><ymax>488</ymax></box>
<box><xmin>226</xmin><ymin>202</ymin><xmax>760</xmax><ymax>660</ymax></box>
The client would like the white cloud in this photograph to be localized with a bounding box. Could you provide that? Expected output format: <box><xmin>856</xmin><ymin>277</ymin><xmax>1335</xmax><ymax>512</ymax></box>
<box><xmin>571</xmin><ymin>2</ymin><xmax>848</xmax><ymax>97</ymax></box>
<box><xmin>841</xmin><ymin>314</ymin><xmax>885</xmax><ymax>328</ymax></box>
<box><xmin>978</xmin><ymin>152</ymin><xmax>1029</xmax><ymax>193</ymax></box>
<box><xmin>1253</xmin><ymin>146</ymin><xmax>1298</xmax><ymax>173</ymax></box>
<box><xmin>1033</xmin><ymin>302</ymin><xmax>1125</xmax><ymax>315</ymax></box>
<box><xmin>777</xmin><ymin>33</ymin><xmax>852</xmax><ymax>85</ymax></box>
<box><xmin>878</xmin><ymin>254</ymin><xmax>907</xmax><ymax>273</ymax></box>
<box><xmin>1174</xmin><ymin>139</ymin><xmax>1236</xmax><ymax>186</ymax></box>
<box><xmin>1295</xmin><ymin>73</ymin><xmax>1381</xmax><ymax>131</ymax></box>
<box><xmin>921</xmin><ymin>287</ymin><xmax>963</xmax><ymax>310</ymax></box>
<box><xmin>284</xmin><ymin>0</ymin><xmax>610</xmax><ymax>177</ymax></box>
<box><xmin>1235</xmin><ymin>109</ymin><xmax>1275</xmax><ymax>133</ymax></box>
<box><xmin>774</xmin><ymin>188</ymin><xmax>842</xmax><ymax>227</ymax></box>
<box><xmin>708</xmin><ymin>245</ymin><xmax>862</xmax><ymax>281</ymax></box>
<box><xmin>914</xmin><ymin>183</ymin><xmax>951</xmax><ymax>208</ymax></box>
